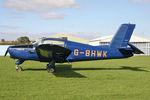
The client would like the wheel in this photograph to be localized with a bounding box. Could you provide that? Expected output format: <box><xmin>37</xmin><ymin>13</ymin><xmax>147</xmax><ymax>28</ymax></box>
<box><xmin>16</xmin><ymin>66</ymin><xmax>24</xmax><ymax>72</ymax></box>
<box><xmin>47</xmin><ymin>67</ymin><xmax>55</xmax><ymax>73</ymax></box>
<box><xmin>46</xmin><ymin>60</ymin><xmax>56</xmax><ymax>73</ymax></box>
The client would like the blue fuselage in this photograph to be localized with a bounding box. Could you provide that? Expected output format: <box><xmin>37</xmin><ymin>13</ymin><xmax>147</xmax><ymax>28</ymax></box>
<box><xmin>66</xmin><ymin>41</ymin><xmax>133</xmax><ymax>62</ymax></box>
<box><xmin>8</xmin><ymin>40</ymin><xmax>133</xmax><ymax>63</ymax></box>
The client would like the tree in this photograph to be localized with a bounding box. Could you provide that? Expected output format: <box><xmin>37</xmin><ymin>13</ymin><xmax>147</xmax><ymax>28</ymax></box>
<box><xmin>17</xmin><ymin>36</ymin><xmax>30</xmax><ymax>43</ymax></box>
<box><xmin>1</xmin><ymin>39</ymin><xmax>5</xmax><ymax>42</ymax></box>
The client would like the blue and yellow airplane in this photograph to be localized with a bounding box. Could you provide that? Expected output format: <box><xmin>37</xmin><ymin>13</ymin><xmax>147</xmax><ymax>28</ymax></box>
<box><xmin>4</xmin><ymin>23</ymin><xmax>144</xmax><ymax>73</ymax></box>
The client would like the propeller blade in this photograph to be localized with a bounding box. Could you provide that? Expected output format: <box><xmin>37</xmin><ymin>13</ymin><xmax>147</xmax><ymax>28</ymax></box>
<box><xmin>4</xmin><ymin>49</ymin><xmax>8</xmax><ymax>57</ymax></box>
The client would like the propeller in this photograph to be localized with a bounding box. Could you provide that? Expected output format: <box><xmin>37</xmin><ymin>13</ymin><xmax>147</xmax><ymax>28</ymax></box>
<box><xmin>4</xmin><ymin>48</ymin><xmax>8</xmax><ymax>57</ymax></box>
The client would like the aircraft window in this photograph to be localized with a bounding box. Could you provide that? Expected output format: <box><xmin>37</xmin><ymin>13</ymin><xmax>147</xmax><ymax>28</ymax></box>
<box><xmin>42</xmin><ymin>40</ymin><xmax>65</xmax><ymax>46</ymax></box>
<box><xmin>33</xmin><ymin>39</ymin><xmax>66</xmax><ymax>47</ymax></box>
<box><xmin>41</xmin><ymin>40</ymin><xmax>65</xmax><ymax>47</ymax></box>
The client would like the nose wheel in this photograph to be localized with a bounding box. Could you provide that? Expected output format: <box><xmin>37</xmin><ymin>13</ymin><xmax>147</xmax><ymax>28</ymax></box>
<box><xmin>15</xmin><ymin>59</ymin><xmax>24</xmax><ymax>72</ymax></box>
<box><xmin>46</xmin><ymin>60</ymin><xmax>56</xmax><ymax>73</ymax></box>
<box><xmin>16</xmin><ymin>65</ymin><xmax>24</xmax><ymax>72</ymax></box>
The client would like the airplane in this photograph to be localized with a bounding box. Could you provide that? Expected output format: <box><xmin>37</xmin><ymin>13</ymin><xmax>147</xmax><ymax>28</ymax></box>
<box><xmin>4</xmin><ymin>23</ymin><xmax>144</xmax><ymax>73</ymax></box>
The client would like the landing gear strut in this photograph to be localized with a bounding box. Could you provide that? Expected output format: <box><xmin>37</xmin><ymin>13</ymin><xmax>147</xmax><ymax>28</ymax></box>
<box><xmin>46</xmin><ymin>60</ymin><xmax>56</xmax><ymax>73</ymax></box>
<box><xmin>15</xmin><ymin>59</ymin><xmax>24</xmax><ymax>72</ymax></box>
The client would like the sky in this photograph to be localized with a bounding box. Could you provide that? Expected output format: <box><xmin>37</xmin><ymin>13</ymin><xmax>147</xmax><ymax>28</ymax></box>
<box><xmin>0</xmin><ymin>0</ymin><xmax>150</xmax><ymax>41</ymax></box>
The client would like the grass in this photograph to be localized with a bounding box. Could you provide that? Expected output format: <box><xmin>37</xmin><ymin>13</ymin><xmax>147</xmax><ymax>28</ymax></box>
<box><xmin>0</xmin><ymin>56</ymin><xmax>150</xmax><ymax>100</ymax></box>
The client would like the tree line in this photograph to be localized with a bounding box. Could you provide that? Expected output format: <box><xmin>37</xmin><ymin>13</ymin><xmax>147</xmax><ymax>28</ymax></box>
<box><xmin>0</xmin><ymin>36</ymin><xmax>33</xmax><ymax>45</ymax></box>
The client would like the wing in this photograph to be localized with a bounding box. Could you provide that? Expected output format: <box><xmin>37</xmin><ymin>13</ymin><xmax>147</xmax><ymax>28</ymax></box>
<box><xmin>36</xmin><ymin>44</ymin><xmax>72</xmax><ymax>63</ymax></box>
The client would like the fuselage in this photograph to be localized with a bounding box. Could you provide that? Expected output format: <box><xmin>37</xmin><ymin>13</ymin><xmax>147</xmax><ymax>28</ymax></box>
<box><xmin>7</xmin><ymin>40</ymin><xmax>133</xmax><ymax>63</ymax></box>
<box><xmin>66</xmin><ymin>41</ymin><xmax>133</xmax><ymax>62</ymax></box>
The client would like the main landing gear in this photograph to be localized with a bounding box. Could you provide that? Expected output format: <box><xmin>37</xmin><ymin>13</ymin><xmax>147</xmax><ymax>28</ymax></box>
<box><xmin>46</xmin><ymin>60</ymin><xmax>56</xmax><ymax>73</ymax></box>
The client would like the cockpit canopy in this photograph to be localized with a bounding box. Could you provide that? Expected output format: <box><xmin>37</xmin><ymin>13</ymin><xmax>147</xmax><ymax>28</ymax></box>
<box><xmin>33</xmin><ymin>38</ymin><xmax>67</xmax><ymax>47</ymax></box>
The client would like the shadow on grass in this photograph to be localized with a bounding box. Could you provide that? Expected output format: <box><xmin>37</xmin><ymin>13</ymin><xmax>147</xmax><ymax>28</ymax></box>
<box><xmin>24</xmin><ymin>68</ymin><xmax>46</xmax><ymax>71</ymax></box>
<box><xmin>24</xmin><ymin>64</ymin><xmax>86</xmax><ymax>78</ymax></box>
<box><xmin>73</xmin><ymin>66</ymin><xmax>149</xmax><ymax>72</ymax></box>
<box><xmin>53</xmin><ymin>64</ymin><xmax>86</xmax><ymax>78</ymax></box>
<box><xmin>24</xmin><ymin>65</ymin><xmax>148</xmax><ymax>78</ymax></box>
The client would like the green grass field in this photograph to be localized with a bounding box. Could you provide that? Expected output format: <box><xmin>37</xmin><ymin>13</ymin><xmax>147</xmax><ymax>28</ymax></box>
<box><xmin>0</xmin><ymin>56</ymin><xmax>150</xmax><ymax>100</ymax></box>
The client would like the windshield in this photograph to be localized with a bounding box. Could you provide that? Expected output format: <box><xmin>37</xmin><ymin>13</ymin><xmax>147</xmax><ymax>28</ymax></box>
<box><xmin>33</xmin><ymin>38</ymin><xmax>66</xmax><ymax>47</ymax></box>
